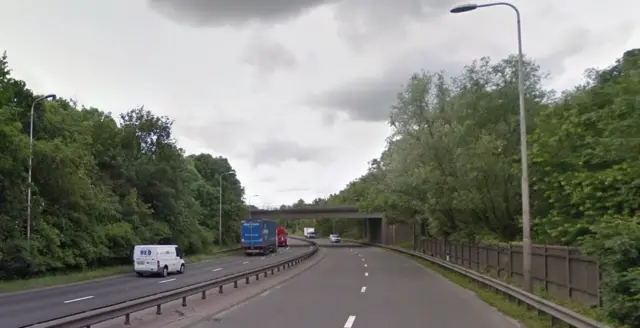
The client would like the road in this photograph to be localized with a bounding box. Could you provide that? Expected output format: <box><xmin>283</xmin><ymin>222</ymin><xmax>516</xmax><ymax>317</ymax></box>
<box><xmin>0</xmin><ymin>239</ymin><xmax>310</xmax><ymax>328</ymax></box>
<box><xmin>194</xmin><ymin>241</ymin><xmax>518</xmax><ymax>328</ymax></box>
<box><xmin>299</xmin><ymin>236</ymin><xmax>361</xmax><ymax>247</ymax></box>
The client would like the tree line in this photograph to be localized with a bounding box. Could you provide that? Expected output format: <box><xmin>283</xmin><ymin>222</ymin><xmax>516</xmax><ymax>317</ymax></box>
<box><xmin>280</xmin><ymin>49</ymin><xmax>640</xmax><ymax>327</ymax></box>
<box><xmin>0</xmin><ymin>52</ymin><xmax>247</xmax><ymax>281</ymax></box>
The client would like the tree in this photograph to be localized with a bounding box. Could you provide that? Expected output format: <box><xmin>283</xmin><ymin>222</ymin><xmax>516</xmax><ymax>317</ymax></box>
<box><xmin>326</xmin><ymin>49</ymin><xmax>640</xmax><ymax>326</ymax></box>
<box><xmin>0</xmin><ymin>52</ymin><xmax>247</xmax><ymax>280</ymax></box>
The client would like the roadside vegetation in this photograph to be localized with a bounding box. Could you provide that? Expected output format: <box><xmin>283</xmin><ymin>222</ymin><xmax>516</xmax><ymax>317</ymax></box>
<box><xmin>281</xmin><ymin>49</ymin><xmax>640</xmax><ymax>327</ymax></box>
<box><xmin>0</xmin><ymin>52</ymin><xmax>248</xmax><ymax>287</ymax></box>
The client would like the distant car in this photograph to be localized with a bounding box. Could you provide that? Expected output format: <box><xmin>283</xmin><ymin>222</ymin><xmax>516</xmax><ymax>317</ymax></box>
<box><xmin>329</xmin><ymin>234</ymin><xmax>341</xmax><ymax>243</ymax></box>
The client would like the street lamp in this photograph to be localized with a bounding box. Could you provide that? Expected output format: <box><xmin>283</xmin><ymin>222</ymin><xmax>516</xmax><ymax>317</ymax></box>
<box><xmin>218</xmin><ymin>170</ymin><xmax>235</xmax><ymax>246</ymax></box>
<box><xmin>27</xmin><ymin>94</ymin><xmax>57</xmax><ymax>244</ymax></box>
<box><xmin>450</xmin><ymin>2</ymin><xmax>532</xmax><ymax>292</ymax></box>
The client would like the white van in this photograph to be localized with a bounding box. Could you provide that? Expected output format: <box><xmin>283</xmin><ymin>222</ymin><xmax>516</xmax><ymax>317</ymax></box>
<box><xmin>133</xmin><ymin>245</ymin><xmax>185</xmax><ymax>277</ymax></box>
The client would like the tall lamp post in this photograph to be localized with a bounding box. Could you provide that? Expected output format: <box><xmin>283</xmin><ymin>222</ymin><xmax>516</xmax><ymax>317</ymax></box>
<box><xmin>27</xmin><ymin>94</ymin><xmax>57</xmax><ymax>244</ymax></box>
<box><xmin>450</xmin><ymin>2</ymin><xmax>532</xmax><ymax>292</ymax></box>
<box><xmin>218</xmin><ymin>170</ymin><xmax>235</xmax><ymax>246</ymax></box>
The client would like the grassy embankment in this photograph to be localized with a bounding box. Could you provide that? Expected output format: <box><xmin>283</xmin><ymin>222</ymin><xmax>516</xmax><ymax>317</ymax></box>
<box><xmin>389</xmin><ymin>239</ymin><xmax>620</xmax><ymax>328</ymax></box>
<box><xmin>0</xmin><ymin>244</ymin><xmax>241</xmax><ymax>293</ymax></box>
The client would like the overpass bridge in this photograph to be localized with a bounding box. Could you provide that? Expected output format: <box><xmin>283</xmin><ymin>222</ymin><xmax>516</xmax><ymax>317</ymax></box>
<box><xmin>249</xmin><ymin>205</ymin><xmax>411</xmax><ymax>245</ymax></box>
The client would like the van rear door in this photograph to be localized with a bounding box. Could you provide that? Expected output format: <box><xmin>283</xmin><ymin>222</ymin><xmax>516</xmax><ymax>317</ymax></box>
<box><xmin>134</xmin><ymin>246</ymin><xmax>157</xmax><ymax>271</ymax></box>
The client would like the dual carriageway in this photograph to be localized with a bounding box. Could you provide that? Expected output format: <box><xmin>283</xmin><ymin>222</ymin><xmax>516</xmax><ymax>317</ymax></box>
<box><xmin>0</xmin><ymin>207</ymin><xmax>520</xmax><ymax>328</ymax></box>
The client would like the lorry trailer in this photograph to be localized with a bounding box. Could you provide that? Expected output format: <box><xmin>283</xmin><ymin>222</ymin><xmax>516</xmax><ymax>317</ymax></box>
<box><xmin>241</xmin><ymin>219</ymin><xmax>278</xmax><ymax>256</ymax></box>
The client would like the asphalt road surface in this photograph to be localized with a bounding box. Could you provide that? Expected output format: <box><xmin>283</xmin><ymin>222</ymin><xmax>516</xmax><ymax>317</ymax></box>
<box><xmin>194</xmin><ymin>244</ymin><xmax>518</xmax><ymax>328</ymax></box>
<box><xmin>0</xmin><ymin>239</ymin><xmax>310</xmax><ymax>328</ymax></box>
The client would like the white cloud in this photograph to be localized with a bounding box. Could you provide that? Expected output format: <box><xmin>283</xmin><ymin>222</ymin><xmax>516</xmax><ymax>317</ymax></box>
<box><xmin>1</xmin><ymin>0</ymin><xmax>639</xmax><ymax>206</ymax></box>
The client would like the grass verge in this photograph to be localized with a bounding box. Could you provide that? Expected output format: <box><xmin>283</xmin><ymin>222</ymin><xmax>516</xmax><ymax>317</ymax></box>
<box><xmin>0</xmin><ymin>245</ymin><xmax>240</xmax><ymax>293</ymax></box>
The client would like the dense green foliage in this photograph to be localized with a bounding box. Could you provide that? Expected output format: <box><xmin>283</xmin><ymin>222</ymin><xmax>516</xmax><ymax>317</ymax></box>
<box><xmin>0</xmin><ymin>52</ymin><xmax>247</xmax><ymax>280</ymax></box>
<box><xmin>282</xmin><ymin>49</ymin><xmax>640</xmax><ymax>327</ymax></box>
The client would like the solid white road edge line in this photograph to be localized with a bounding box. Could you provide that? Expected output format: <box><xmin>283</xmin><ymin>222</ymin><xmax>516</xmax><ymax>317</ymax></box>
<box><xmin>344</xmin><ymin>315</ymin><xmax>356</xmax><ymax>328</ymax></box>
<box><xmin>213</xmin><ymin>268</ymin><xmax>222</xmax><ymax>272</ymax></box>
<box><xmin>361</xmin><ymin>286</ymin><xmax>367</xmax><ymax>293</ymax></box>
<box><xmin>64</xmin><ymin>296</ymin><xmax>94</xmax><ymax>304</ymax></box>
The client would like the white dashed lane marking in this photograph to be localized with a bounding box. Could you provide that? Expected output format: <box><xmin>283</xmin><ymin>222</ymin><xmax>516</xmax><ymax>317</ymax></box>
<box><xmin>344</xmin><ymin>315</ymin><xmax>356</xmax><ymax>328</ymax></box>
<box><xmin>361</xmin><ymin>286</ymin><xmax>367</xmax><ymax>293</ymax></box>
<box><xmin>159</xmin><ymin>278</ymin><xmax>176</xmax><ymax>284</ymax></box>
<box><xmin>63</xmin><ymin>296</ymin><xmax>94</xmax><ymax>304</ymax></box>
<box><xmin>365</xmin><ymin>272</ymin><xmax>369</xmax><ymax>277</ymax></box>
<box><xmin>213</xmin><ymin>268</ymin><xmax>222</xmax><ymax>272</ymax></box>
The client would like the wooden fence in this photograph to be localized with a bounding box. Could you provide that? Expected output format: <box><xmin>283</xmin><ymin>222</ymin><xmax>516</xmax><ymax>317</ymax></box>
<box><xmin>415</xmin><ymin>238</ymin><xmax>602</xmax><ymax>307</ymax></box>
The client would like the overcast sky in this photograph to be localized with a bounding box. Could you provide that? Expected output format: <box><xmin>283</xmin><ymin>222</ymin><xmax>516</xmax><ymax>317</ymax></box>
<box><xmin>1</xmin><ymin>0</ymin><xmax>638</xmax><ymax>207</ymax></box>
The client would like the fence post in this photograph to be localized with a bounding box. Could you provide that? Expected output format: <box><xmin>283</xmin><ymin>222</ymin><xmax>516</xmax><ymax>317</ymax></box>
<box><xmin>496</xmin><ymin>244</ymin><xmax>501</xmax><ymax>278</ymax></box>
<box><xmin>566</xmin><ymin>247</ymin><xmax>573</xmax><ymax>299</ymax></box>
<box><xmin>476</xmin><ymin>243</ymin><xmax>480</xmax><ymax>271</ymax></box>
<box><xmin>445</xmin><ymin>239</ymin><xmax>449</xmax><ymax>261</ymax></box>
<box><xmin>508</xmin><ymin>244</ymin><xmax>513</xmax><ymax>279</ymax></box>
<box><xmin>454</xmin><ymin>242</ymin><xmax>458</xmax><ymax>264</ymax></box>
<box><xmin>484</xmin><ymin>244</ymin><xmax>489</xmax><ymax>273</ymax></box>
<box><xmin>596</xmin><ymin>261</ymin><xmax>603</xmax><ymax>307</ymax></box>
<box><xmin>542</xmin><ymin>244</ymin><xmax>549</xmax><ymax>292</ymax></box>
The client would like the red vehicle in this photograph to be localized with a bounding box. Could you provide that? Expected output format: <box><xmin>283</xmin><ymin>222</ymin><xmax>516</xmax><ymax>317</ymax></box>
<box><xmin>277</xmin><ymin>226</ymin><xmax>288</xmax><ymax>247</ymax></box>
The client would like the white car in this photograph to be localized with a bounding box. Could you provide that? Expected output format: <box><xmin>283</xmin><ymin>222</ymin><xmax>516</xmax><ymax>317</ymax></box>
<box><xmin>133</xmin><ymin>245</ymin><xmax>185</xmax><ymax>277</ymax></box>
<box><xmin>329</xmin><ymin>234</ymin><xmax>341</xmax><ymax>243</ymax></box>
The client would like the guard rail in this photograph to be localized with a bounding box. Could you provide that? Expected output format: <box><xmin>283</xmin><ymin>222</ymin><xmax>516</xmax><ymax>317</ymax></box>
<box><xmin>29</xmin><ymin>240</ymin><xmax>318</xmax><ymax>328</ymax></box>
<box><xmin>357</xmin><ymin>241</ymin><xmax>612</xmax><ymax>328</ymax></box>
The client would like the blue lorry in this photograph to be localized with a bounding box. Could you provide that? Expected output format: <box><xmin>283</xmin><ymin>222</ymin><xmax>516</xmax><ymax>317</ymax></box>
<box><xmin>241</xmin><ymin>219</ymin><xmax>278</xmax><ymax>256</ymax></box>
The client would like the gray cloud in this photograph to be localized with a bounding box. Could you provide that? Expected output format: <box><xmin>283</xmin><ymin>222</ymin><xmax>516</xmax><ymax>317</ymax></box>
<box><xmin>241</xmin><ymin>32</ymin><xmax>297</xmax><ymax>75</ymax></box>
<box><xmin>175</xmin><ymin>119</ymin><xmax>248</xmax><ymax>155</ymax></box>
<box><xmin>147</xmin><ymin>0</ymin><xmax>335</xmax><ymax>27</ymax></box>
<box><xmin>247</xmin><ymin>139</ymin><xmax>330</xmax><ymax>167</ymax></box>
<box><xmin>176</xmin><ymin>118</ymin><xmax>331</xmax><ymax>167</ymax></box>
<box><xmin>308</xmin><ymin>77</ymin><xmax>401</xmax><ymax>122</ymax></box>
<box><xmin>536</xmin><ymin>24</ymin><xmax>636</xmax><ymax>78</ymax></box>
<box><xmin>147</xmin><ymin>0</ymin><xmax>455</xmax><ymax>44</ymax></box>
<box><xmin>306</xmin><ymin>24</ymin><xmax>622</xmax><ymax>124</ymax></box>
<box><xmin>332</xmin><ymin>0</ymin><xmax>456</xmax><ymax>48</ymax></box>
<box><xmin>307</xmin><ymin>50</ymin><xmax>463</xmax><ymax>123</ymax></box>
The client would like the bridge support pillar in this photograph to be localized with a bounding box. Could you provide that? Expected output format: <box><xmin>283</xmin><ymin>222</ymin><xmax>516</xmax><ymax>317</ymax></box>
<box><xmin>364</xmin><ymin>219</ymin><xmax>369</xmax><ymax>241</ymax></box>
<box><xmin>381</xmin><ymin>218</ymin><xmax>388</xmax><ymax>245</ymax></box>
